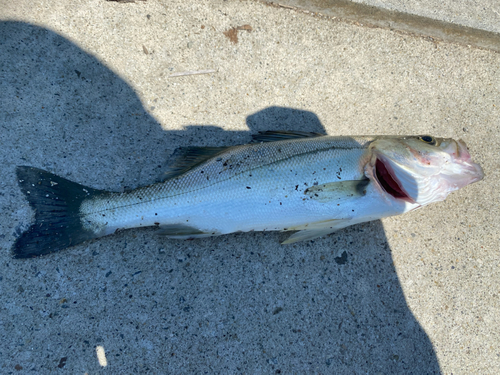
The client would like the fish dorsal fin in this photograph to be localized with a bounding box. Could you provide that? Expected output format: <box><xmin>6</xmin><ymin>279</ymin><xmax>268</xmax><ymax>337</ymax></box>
<box><xmin>160</xmin><ymin>146</ymin><xmax>229</xmax><ymax>181</ymax></box>
<box><xmin>305</xmin><ymin>179</ymin><xmax>370</xmax><ymax>203</ymax></box>
<box><xmin>251</xmin><ymin>131</ymin><xmax>325</xmax><ymax>143</ymax></box>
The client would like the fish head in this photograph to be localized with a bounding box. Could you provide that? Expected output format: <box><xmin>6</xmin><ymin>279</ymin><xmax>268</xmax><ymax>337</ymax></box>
<box><xmin>366</xmin><ymin>136</ymin><xmax>484</xmax><ymax>206</ymax></box>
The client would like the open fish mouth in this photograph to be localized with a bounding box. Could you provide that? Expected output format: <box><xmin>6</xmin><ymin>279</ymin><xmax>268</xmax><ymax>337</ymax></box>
<box><xmin>374</xmin><ymin>157</ymin><xmax>415</xmax><ymax>203</ymax></box>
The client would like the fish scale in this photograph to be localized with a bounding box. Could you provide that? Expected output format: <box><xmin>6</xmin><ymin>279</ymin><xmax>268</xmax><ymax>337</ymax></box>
<box><xmin>81</xmin><ymin>137</ymin><xmax>373</xmax><ymax>236</ymax></box>
<box><xmin>12</xmin><ymin>132</ymin><xmax>483</xmax><ymax>258</ymax></box>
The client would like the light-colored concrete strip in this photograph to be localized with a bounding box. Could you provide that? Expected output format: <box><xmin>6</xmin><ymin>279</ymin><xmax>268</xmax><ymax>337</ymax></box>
<box><xmin>349</xmin><ymin>0</ymin><xmax>500</xmax><ymax>34</ymax></box>
<box><xmin>263</xmin><ymin>0</ymin><xmax>500</xmax><ymax>52</ymax></box>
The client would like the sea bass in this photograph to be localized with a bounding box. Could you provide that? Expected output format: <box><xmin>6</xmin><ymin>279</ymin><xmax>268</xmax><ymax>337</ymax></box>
<box><xmin>12</xmin><ymin>131</ymin><xmax>483</xmax><ymax>258</ymax></box>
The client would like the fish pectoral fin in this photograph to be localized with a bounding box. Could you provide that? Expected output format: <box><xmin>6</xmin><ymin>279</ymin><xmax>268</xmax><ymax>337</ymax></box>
<box><xmin>305</xmin><ymin>179</ymin><xmax>369</xmax><ymax>203</ymax></box>
<box><xmin>282</xmin><ymin>228</ymin><xmax>336</xmax><ymax>244</ymax></box>
<box><xmin>251</xmin><ymin>130</ymin><xmax>325</xmax><ymax>143</ymax></box>
<box><xmin>158</xmin><ymin>146</ymin><xmax>230</xmax><ymax>181</ymax></box>
<box><xmin>156</xmin><ymin>224</ymin><xmax>213</xmax><ymax>239</ymax></box>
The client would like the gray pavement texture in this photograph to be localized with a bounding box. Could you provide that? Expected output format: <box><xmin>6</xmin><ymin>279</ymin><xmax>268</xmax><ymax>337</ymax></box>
<box><xmin>0</xmin><ymin>0</ymin><xmax>499</xmax><ymax>373</ymax></box>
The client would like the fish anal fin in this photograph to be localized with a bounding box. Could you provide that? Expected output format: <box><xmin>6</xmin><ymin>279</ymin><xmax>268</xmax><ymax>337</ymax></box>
<box><xmin>252</xmin><ymin>131</ymin><xmax>325</xmax><ymax>143</ymax></box>
<box><xmin>159</xmin><ymin>146</ymin><xmax>229</xmax><ymax>181</ymax></box>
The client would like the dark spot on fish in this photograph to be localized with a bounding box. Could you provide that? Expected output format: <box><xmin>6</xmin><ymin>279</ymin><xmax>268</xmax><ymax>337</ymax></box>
<box><xmin>278</xmin><ymin>148</ymin><xmax>281</xmax><ymax>153</ymax></box>
<box><xmin>337</xmin><ymin>176</ymin><xmax>341</xmax><ymax>179</ymax></box>
<box><xmin>223</xmin><ymin>161</ymin><xmax>228</xmax><ymax>166</ymax></box>
<box><xmin>102</xmin><ymin>214</ymin><xmax>105</xmax><ymax>217</ymax></box>
<box><xmin>249</xmin><ymin>174</ymin><xmax>252</xmax><ymax>177</ymax></box>
<box><xmin>339</xmin><ymin>168</ymin><xmax>342</xmax><ymax>172</ymax></box>
<box><xmin>246</xmin><ymin>186</ymin><xmax>251</xmax><ymax>189</ymax></box>
<box><xmin>154</xmin><ymin>222</ymin><xmax>160</xmax><ymax>226</ymax></box>
<box><xmin>314</xmin><ymin>194</ymin><xmax>318</xmax><ymax>197</ymax></box>
<box><xmin>313</xmin><ymin>181</ymin><xmax>318</xmax><ymax>186</ymax></box>
<box><xmin>295</xmin><ymin>185</ymin><xmax>299</xmax><ymax>190</ymax></box>
<box><xmin>304</xmin><ymin>182</ymin><xmax>308</xmax><ymax>186</ymax></box>
<box><xmin>155</xmin><ymin>213</ymin><xmax>158</xmax><ymax>215</ymax></box>
<box><xmin>280</xmin><ymin>202</ymin><xmax>282</xmax><ymax>205</ymax></box>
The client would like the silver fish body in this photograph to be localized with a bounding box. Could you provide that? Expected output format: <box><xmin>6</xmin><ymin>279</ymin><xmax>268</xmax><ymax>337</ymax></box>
<box><xmin>13</xmin><ymin>132</ymin><xmax>484</xmax><ymax>258</ymax></box>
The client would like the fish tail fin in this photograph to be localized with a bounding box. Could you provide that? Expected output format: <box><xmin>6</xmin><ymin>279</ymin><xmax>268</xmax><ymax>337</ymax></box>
<box><xmin>13</xmin><ymin>166</ymin><xmax>104</xmax><ymax>258</ymax></box>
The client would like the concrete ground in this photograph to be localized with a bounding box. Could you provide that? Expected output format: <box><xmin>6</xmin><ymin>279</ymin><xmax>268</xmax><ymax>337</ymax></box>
<box><xmin>342</xmin><ymin>0</ymin><xmax>500</xmax><ymax>33</ymax></box>
<box><xmin>0</xmin><ymin>0</ymin><xmax>498</xmax><ymax>373</ymax></box>
<box><xmin>276</xmin><ymin>0</ymin><xmax>500</xmax><ymax>33</ymax></box>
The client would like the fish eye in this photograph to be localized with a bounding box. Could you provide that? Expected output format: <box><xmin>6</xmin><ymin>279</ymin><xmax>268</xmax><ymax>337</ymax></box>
<box><xmin>418</xmin><ymin>135</ymin><xmax>437</xmax><ymax>146</ymax></box>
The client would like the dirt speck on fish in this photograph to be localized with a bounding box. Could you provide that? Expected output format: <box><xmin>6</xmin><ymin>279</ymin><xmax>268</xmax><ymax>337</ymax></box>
<box><xmin>12</xmin><ymin>131</ymin><xmax>484</xmax><ymax>258</ymax></box>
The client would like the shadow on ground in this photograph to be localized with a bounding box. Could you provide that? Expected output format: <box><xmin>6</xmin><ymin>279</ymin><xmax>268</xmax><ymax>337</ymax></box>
<box><xmin>0</xmin><ymin>22</ymin><xmax>439</xmax><ymax>373</ymax></box>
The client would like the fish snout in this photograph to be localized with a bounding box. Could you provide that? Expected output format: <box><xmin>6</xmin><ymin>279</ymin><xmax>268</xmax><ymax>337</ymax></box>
<box><xmin>457</xmin><ymin>139</ymin><xmax>484</xmax><ymax>179</ymax></box>
<box><xmin>444</xmin><ymin>139</ymin><xmax>484</xmax><ymax>187</ymax></box>
<box><xmin>461</xmin><ymin>160</ymin><xmax>484</xmax><ymax>184</ymax></box>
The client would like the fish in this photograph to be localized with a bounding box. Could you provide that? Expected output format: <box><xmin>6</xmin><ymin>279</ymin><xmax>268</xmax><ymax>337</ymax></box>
<box><xmin>12</xmin><ymin>131</ymin><xmax>484</xmax><ymax>258</ymax></box>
